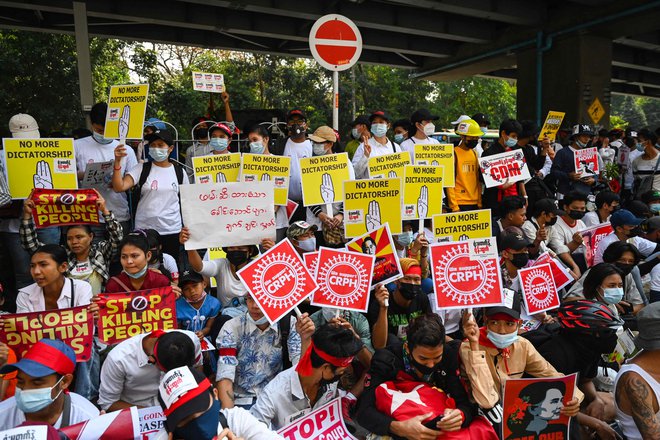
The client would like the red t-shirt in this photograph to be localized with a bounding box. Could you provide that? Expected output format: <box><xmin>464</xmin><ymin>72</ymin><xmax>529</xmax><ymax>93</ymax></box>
<box><xmin>104</xmin><ymin>269</ymin><xmax>171</xmax><ymax>293</ymax></box>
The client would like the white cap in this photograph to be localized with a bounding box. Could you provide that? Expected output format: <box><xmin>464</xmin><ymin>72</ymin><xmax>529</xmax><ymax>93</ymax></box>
<box><xmin>9</xmin><ymin>113</ymin><xmax>40</xmax><ymax>138</ymax></box>
<box><xmin>450</xmin><ymin>114</ymin><xmax>471</xmax><ymax>125</ymax></box>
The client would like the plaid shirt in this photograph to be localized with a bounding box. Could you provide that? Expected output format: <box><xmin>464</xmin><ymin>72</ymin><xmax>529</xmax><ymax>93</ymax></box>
<box><xmin>20</xmin><ymin>212</ymin><xmax>123</xmax><ymax>282</ymax></box>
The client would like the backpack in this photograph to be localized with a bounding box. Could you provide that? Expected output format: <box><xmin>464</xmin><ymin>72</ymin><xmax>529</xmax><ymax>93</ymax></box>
<box><xmin>520</xmin><ymin>322</ymin><xmax>561</xmax><ymax>349</ymax></box>
<box><xmin>129</xmin><ymin>161</ymin><xmax>185</xmax><ymax>224</ymax></box>
<box><xmin>279</xmin><ymin>312</ymin><xmax>294</xmax><ymax>370</ymax></box>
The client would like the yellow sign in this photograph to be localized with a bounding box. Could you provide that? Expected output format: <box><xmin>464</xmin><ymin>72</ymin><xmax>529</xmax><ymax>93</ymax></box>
<box><xmin>300</xmin><ymin>152</ymin><xmax>351</xmax><ymax>206</ymax></box>
<box><xmin>432</xmin><ymin>209</ymin><xmax>492</xmax><ymax>241</ymax></box>
<box><xmin>193</xmin><ymin>153</ymin><xmax>241</xmax><ymax>183</ymax></box>
<box><xmin>413</xmin><ymin>144</ymin><xmax>455</xmax><ymax>187</ymax></box>
<box><xmin>3</xmin><ymin>138</ymin><xmax>78</xmax><ymax>199</ymax></box>
<box><xmin>368</xmin><ymin>152</ymin><xmax>410</xmax><ymax>178</ymax></box>
<box><xmin>241</xmin><ymin>154</ymin><xmax>291</xmax><ymax>206</ymax></box>
<box><xmin>540</xmin><ymin>111</ymin><xmax>565</xmax><ymax>142</ymax></box>
<box><xmin>104</xmin><ymin>84</ymin><xmax>149</xmax><ymax>140</ymax></box>
<box><xmin>343</xmin><ymin>178</ymin><xmax>402</xmax><ymax>238</ymax></box>
<box><xmin>588</xmin><ymin>98</ymin><xmax>605</xmax><ymax>125</ymax></box>
<box><xmin>403</xmin><ymin>165</ymin><xmax>444</xmax><ymax>220</ymax></box>
<box><xmin>207</xmin><ymin>247</ymin><xmax>226</xmax><ymax>287</ymax></box>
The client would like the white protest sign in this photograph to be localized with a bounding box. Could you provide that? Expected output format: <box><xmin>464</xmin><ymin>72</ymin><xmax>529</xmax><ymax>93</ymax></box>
<box><xmin>180</xmin><ymin>182</ymin><xmax>276</xmax><ymax>250</ymax></box>
<box><xmin>0</xmin><ymin>425</ymin><xmax>48</xmax><ymax>439</ymax></box>
<box><xmin>278</xmin><ymin>398</ymin><xmax>357</xmax><ymax>440</ymax></box>
<box><xmin>478</xmin><ymin>149</ymin><xmax>530</xmax><ymax>188</ymax></box>
<box><xmin>81</xmin><ymin>159</ymin><xmax>114</xmax><ymax>189</ymax></box>
<box><xmin>574</xmin><ymin>147</ymin><xmax>600</xmax><ymax>177</ymax></box>
<box><xmin>192</xmin><ymin>71</ymin><xmax>225</xmax><ymax>93</ymax></box>
<box><xmin>138</xmin><ymin>406</ymin><xmax>166</xmax><ymax>440</ymax></box>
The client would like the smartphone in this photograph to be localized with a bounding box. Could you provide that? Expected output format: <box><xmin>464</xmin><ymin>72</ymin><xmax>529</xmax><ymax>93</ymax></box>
<box><xmin>423</xmin><ymin>414</ymin><xmax>444</xmax><ymax>429</ymax></box>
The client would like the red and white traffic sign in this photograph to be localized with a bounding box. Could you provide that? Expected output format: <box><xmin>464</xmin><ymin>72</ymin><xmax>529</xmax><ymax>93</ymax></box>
<box><xmin>309</xmin><ymin>14</ymin><xmax>362</xmax><ymax>71</ymax></box>
<box><xmin>519</xmin><ymin>263</ymin><xmax>560</xmax><ymax>315</ymax></box>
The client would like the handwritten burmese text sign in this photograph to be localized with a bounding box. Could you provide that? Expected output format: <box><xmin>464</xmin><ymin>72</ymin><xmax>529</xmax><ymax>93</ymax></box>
<box><xmin>346</xmin><ymin>223</ymin><xmax>403</xmax><ymax>287</ymax></box>
<box><xmin>97</xmin><ymin>287</ymin><xmax>176</xmax><ymax>344</ymax></box>
<box><xmin>278</xmin><ymin>398</ymin><xmax>357</xmax><ymax>440</ymax></box>
<box><xmin>31</xmin><ymin>188</ymin><xmax>99</xmax><ymax>227</ymax></box>
<box><xmin>479</xmin><ymin>149</ymin><xmax>530</xmax><ymax>188</ymax></box>
<box><xmin>519</xmin><ymin>263</ymin><xmax>560</xmax><ymax>314</ymax></box>
<box><xmin>105</xmin><ymin>84</ymin><xmax>149</xmax><ymax>140</ymax></box>
<box><xmin>193</xmin><ymin>153</ymin><xmax>241</xmax><ymax>184</ymax></box>
<box><xmin>413</xmin><ymin>144</ymin><xmax>455</xmax><ymax>187</ymax></box>
<box><xmin>0</xmin><ymin>306</ymin><xmax>93</xmax><ymax>361</ymax></box>
<box><xmin>403</xmin><ymin>165</ymin><xmax>443</xmax><ymax>220</ymax></box>
<box><xmin>433</xmin><ymin>209</ymin><xmax>491</xmax><ymax>241</ymax></box>
<box><xmin>180</xmin><ymin>182</ymin><xmax>276</xmax><ymax>250</ymax></box>
<box><xmin>368</xmin><ymin>152</ymin><xmax>410</xmax><ymax>179</ymax></box>
<box><xmin>540</xmin><ymin>111</ymin><xmax>565</xmax><ymax>142</ymax></box>
<box><xmin>3</xmin><ymin>138</ymin><xmax>78</xmax><ymax>199</ymax></box>
<box><xmin>241</xmin><ymin>153</ymin><xmax>291</xmax><ymax>205</ymax></box>
<box><xmin>343</xmin><ymin>178</ymin><xmax>402</xmax><ymax>238</ymax></box>
<box><xmin>300</xmin><ymin>153</ymin><xmax>351</xmax><ymax>206</ymax></box>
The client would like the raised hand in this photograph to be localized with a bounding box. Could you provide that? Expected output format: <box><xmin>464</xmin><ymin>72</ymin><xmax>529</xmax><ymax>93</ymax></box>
<box><xmin>33</xmin><ymin>160</ymin><xmax>53</xmax><ymax>189</ymax></box>
<box><xmin>216</xmin><ymin>172</ymin><xmax>227</xmax><ymax>183</ymax></box>
<box><xmin>118</xmin><ymin>105</ymin><xmax>130</xmax><ymax>141</ymax></box>
<box><xmin>261</xmin><ymin>173</ymin><xmax>271</xmax><ymax>181</ymax></box>
<box><xmin>417</xmin><ymin>185</ymin><xmax>429</xmax><ymax>219</ymax></box>
<box><xmin>362</xmin><ymin>135</ymin><xmax>372</xmax><ymax>157</ymax></box>
<box><xmin>320</xmin><ymin>173</ymin><xmax>335</xmax><ymax>204</ymax></box>
<box><xmin>366</xmin><ymin>200</ymin><xmax>382</xmax><ymax>231</ymax></box>
<box><xmin>462</xmin><ymin>310</ymin><xmax>479</xmax><ymax>346</ymax></box>
<box><xmin>221</xmin><ymin>91</ymin><xmax>230</xmax><ymax>104</ymax></box>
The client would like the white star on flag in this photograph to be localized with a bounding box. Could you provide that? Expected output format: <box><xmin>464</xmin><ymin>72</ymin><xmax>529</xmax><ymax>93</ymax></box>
<box><xmin>381</xmin><ymin>383</ymin><xmax>431</xmax><ymax>414</ymax></box>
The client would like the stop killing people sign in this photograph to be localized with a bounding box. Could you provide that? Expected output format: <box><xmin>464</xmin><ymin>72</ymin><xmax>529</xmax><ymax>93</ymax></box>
<box><xmin>309</xmin><ymin>14</ymin><xmax>362</xmax><ymax>71</ymax></box>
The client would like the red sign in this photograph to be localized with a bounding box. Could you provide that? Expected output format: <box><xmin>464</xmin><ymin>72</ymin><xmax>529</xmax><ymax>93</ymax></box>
<box><xmin>430</xmin><ymin>241</ymin><xmax>504</xmax><ymax>309</ymax></box>
<box><xmin>581</xmin><ymin>222</ymin><xmax>613</xmax><ymax>266</ymax></box>
<box><xmin>311</xmin><ymin>247</ymin><xmax>374</xmax><ymax>312</ymax></box>
<box><xmin>303</xmin><ymin>251</ymin><xmax>319</xmax><ymax>276</ymax></box>
<box><xmin>0</xmin><ymin>306</ymin><xmax>94</xmax><ymax>362</ymax></box>
<box><xmin>61</xmin><ymin>407</ymin><xmax>140</xmax><ymax>439</ymax></box>
<box><xmin>502</xmin><ymin>374</ymin><xmax>577</xmax><ymax>440</ymax></box>
<box><xmin>31</xmin><ymin>188</ymin><xmax>100</xmax><ymax>227</ymax></box>
<box><xmin>519</xmin><ymin>263</ymin><xmax>560</xmax><ymax>314</ymax></box>
<box><xmin>346</xmin><ymin>223</ymin><xmax>403</xmax><ymax>287</ymax></box>
<box><xmin>309</xmin><ymin>14</ymin><xmax>362</xmax><ymax>71</ymax></box>
<box><xmin>97</xmin><ymin>287</ymin><xmax>177</xmax><ymax>344</ymax></box>
<box><xmin>574</xmin><ymin>147</ymin><xmax>600</xmax><ymax>177</ymax></box>
<box><xmin>278</xmin><ymin>398</ymin><xmax>356</xmax><ymax>440</ymax></box>
<box><xmin>238</xmin><ymin>239</ymin><xmax>318</xmax><ymax>324</ymax></box>
<box><xmin>533</xmin><ymin>252</ymin><xmax>573</xmax><ymax>290</ymax></box>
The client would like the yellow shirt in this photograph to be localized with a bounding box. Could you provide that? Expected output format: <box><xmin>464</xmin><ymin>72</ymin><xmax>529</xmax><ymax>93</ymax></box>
<box><xmin>446</xmin><ymin>145</ymin><xmax>482</xmax><ymax>211</ymax></box>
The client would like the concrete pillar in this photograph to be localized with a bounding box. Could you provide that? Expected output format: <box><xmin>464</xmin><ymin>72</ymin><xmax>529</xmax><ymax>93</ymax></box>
<box><xmin>517</xmin><ymin>34</ymin><xmax>612</xmax><ymax>129</ymax></box>
<box><xmin>73</xmin><ymin>1</ymin><xmax>94</xmax><ymax>127</ymax></box>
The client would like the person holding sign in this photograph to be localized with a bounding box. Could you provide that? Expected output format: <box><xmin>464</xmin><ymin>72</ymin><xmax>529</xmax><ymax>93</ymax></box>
<box><xmin>446</xmin><ymin>119</ymin><xmax>483</xmax><ymax>212</ymax></box>
<box><xmin>0</xmin><ymin>339</ymin><xmax>99</xmax><ymax>430</ymax></box>
<box><xmin>20</xmin><ymin>190</ymin><xmax>123</xmax><ymax>294</ymax></box>
<box><xmin>352</xmin><ymin>111</ymin><xmax>401</xmax><ymax>179</ymax></box>
<box><xmin>551</xmin><ymin>124</ymin><xmax>601</xmax><ymax>197</ymax></box>
<box><xmin>399</xmin><ymin>109</ymin><xmax>440</xmax><ymax>159</ymax></box>
<box><xmin>112</xmin><ymin>129</ymin><xmax>189</xmax><ymax>262</ymax></box>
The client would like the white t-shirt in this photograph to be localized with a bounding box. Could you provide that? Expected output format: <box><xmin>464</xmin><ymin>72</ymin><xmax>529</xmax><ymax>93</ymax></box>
<box><xmin>127</xmin><ymin>163</ymin><xmax>190</xmax><ymax>234</ymax></box>
<box><xmin>582</xmin><ymin>211</ymin><xmax>609</xmax><ymax>228</ymax></box>
<box><xmin>399</xmin><ymin>135</ymin><xmax>439</xmax><ymax>162</ymax></box>
<box><xmin>200</xmin><ymin>258</ymin><xmax>247</xmax><ymax>307</ymax></box>
<box><xmin>547</xmin><ymin>216</ymin><xmax>586</xmax><ymax>256</ymax></box>
<box><xmin>0</xmin><ymin>392</ymin><xmax>99</xmax><ymax>430</ymax></box>
<box><xmin>594</xmin><ymin>233</ymin><xmax>658</xmax><ymax>265</ymax></box>
<box><xmin>632</xmin><ymin>153</ymin><xmax>660</xmax><ymax>192</ymax></box>
<box><xmin>283</xmin><ymin>139</ymin><xmax>312</xmax><ymax>203</ymax></box>
<box><xmin>75</xmin><ymin>136</ymin><xmax>138</xmax><ymax>222</ymax></box>
<box><xmin>352</xmin><ymin>137</ymin><xmax>401</xmax><ymax>179</ymax></box>
<box><xmin>16</xmin><ymin>278</ymin><xmax>93</xmax><ymax>313</ymax></box>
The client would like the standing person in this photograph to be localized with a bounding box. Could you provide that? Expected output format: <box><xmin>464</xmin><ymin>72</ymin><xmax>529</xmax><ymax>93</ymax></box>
<box><xmin>632</xmin><ymin>128</ymin><xmax>660</xmax><ymax>193</ymax></box>
<box><xmin>185</xmin><ymin>117</ymin><xmax>213</xmax><ymax>180</ymax></box>
<box><xmin>583</xmin><ymin>190</ymin><xmax>620</xmax><ymax>228</ymax></box>
<box><xmin>392</xmin><ymin>119</ymin><xmax>411</xmax><ymax>146</ymax></box>
<box><xmin>352</xmin><ymin>111</ymin><xmax>401</xmax><ymax>179</ymax></box>
<box><xmin>547</xmin><ymin>191</ymin><xmax>588</xmax><ymax>276</ymax></box>
<box><xmin>75</xmin><ymin>102</ymin><xmax>137</xmax><ymax>238</ymax></box>
<box><xmin>517</xmin><ymin>121</ymin><xmax>554</xmax><ymax>210</ymax></box>
<box><xmin>344</xmin><ymin>115</ymin><xmax>370</xmax><ymax>160</ymax></box>
<box><xmin>399</xmin><ymin>109</ymin><xmax>440</xmax><ymax>160</ymax></box>
<box><xmin>551</xmin><ymin>124</ymin><xmax>602</xmax><ymax>198</ymax></box>
<box><xmin>207</xmin><ymin>122</ymin><xmax>235</xmax><ymax>157</ymax></box>
<box><xmin>446</xmin><ymin>119</ymin><xmax>483</xmax><ymax>212</ymax></box>
<box><xmin>112</xmin><ymin>129</ymin><xmax>189</xmax><ymax>262</ymax></box>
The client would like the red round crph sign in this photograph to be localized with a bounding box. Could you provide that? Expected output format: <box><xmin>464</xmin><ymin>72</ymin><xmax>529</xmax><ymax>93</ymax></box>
<box><xmin>309</xmin><ymin>14</ymin><xmax>362</xmax><ymax>71</ymax></box>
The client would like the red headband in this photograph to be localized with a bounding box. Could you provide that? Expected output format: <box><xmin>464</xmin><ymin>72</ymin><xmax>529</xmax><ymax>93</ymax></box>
<box><xmin>296</xmin><ymin>341</ymin><xmax>354</xmax><ymax>376</ymax></box>
<box><xmin>150</xmin><ymin>330</ymin><xmax>167</xmax><ymax>371</ymax></box>
<box><xmin>25</xmin><ymin>343</ymin><xmax>75</xmax><ymax>375</ymax></box>
<box><xmin>404</xmin><ymin>265</ymin><xmax>422</xmax><ymax>276</ymax></box>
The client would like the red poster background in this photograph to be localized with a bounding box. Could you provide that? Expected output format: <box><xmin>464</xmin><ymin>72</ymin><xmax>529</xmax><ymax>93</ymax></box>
<box><xmin>31</xmin><ymin>188</ymin><xmax>99</xmax><ymax>227</ymax></box>
<box><xmin>519</xmin><ymin>263</ymin><xmax>560</xmax><ymax>314</ymax></box>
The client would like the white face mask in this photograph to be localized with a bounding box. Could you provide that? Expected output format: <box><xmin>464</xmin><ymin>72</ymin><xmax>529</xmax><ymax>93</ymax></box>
<box><xmin>322</xmin><ymin>307</ymin><xmax>341</xmax><ymax>321</ymax></box>
<box><xmin>423</xmin><ymin>123</ymin><xmax>435</xmax><ymax>137</ymax></box>
<box><xmin>297</xmin><ymin>237</ymin><xmax>317</xmax><ymax>252</ymax></box>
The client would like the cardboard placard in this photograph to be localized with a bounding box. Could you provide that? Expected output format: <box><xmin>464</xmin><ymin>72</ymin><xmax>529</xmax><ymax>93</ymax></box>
<box><xmin>278</xmin><ymin>398</ymin><xmax>357</xmax><ymax>440</ymax></box>
<box><xmin>402</xmin><ymin>165</ymin><xmax>443</xmax><ymax>220</ymax></box>
<box><xmin>303</xmin><ymin>251</ymin><xmax>319</xmax><ymax>276</ymax></box>
<box><xmin>105</xmin><ymin>84</ymin><xmax>149</xmax><ymax>140</ymax></box>
<box><xmin>241</xmin><ymin>153</ymin><xmax>291</xmax><ymax>205</ymax></box>
<box><xmin>533</xmin><ymin>252</ymin><xmax>573</xmax><ymax>290</ymax></box>
<box><xmin>81</xmin><ymin>159</ymin><xmax>114</xmax><ymax>190</ymax></box>
<box><xmin>580</xmin><ymin>222</ymin><xmax>613</xmax><ymax>267</ymax></box>
<box><xmin>433</xmin><ymin>209</ymin><xmax>492</xmax><ymax>242</ymax></box>
<box><xmin>368</xmin><ymin>152</ymin><xmax>410</xmax><ymax>179</ymax></box>
<box><xmin>519</xmin><ymin>263</ymin><xmax>561</xmax><ymax>314</ymax></box>
<box><xmin>574</xmin><ymin>147</ymin><xmax>600</xmax><ymax>177</ymax></box>
<box><xmin>30</xmin><ymin>188</ymin><xmax>99</xmax><ymax>227</ymax></box>
<box><xmin>343</xmin><ymin>178</ymin><xmax>402</xmax><ymax>238</ymax></box>
<box><xmin>0</xmin><ymin>426</ymin><xmax>49</xmax><ymax>439</ymax></box>
<box><xmin>192</xmin><ymin>153</ymin><xmax>241</xmax><ymax>184</ymax></box>
<box><xmin>539</xmin><ymin>111</ymin><xmax>565</xmax><ymax>142</ymax></box>
<box><xmin>61</xmin><ymin>407</ymin><xmax>141</xmax><ymax>440</ymax></box>
<box><xmin>345</xmin><ymin>223</ymin><xmax>403</xmax><ymax>287</ymax></box>
<box><xmin>3</xmin><ymin>138</ymin><xmax>78</xmax><ymax>199</ymax></box>
<box><xmin>192</xmin><ymin>71</ymin><xmax>225</xmax><ymax>93</ymax></box>
<box><xmin>412</xmin><ymin>143</ymin><xmax>455</xmax><ymax>187</ymax></box>
<box><xmin>479</xmin><ymin>149</ymin><xmax>530</xmax><ymax>188</ymax></box>
<box><xmin>137</xmin><ymin>406</ymin><xmax>167</xmax><ymax>440</ymax></box>
<box><xmin>97</xmin><ymin>287</ymin><xmax>177</xmax><ymax>344</ymax></box>
<box><xmin>300</xmin><ymin>153</ymin><xmax>352</xmax><ymax>206</ymax></box>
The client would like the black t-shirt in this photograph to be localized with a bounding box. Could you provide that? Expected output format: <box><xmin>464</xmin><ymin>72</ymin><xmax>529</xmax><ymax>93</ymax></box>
<box><xmin>366</xmin><ymin>292</ymin><xmax>432</xmax><ymax>342</ymax></box>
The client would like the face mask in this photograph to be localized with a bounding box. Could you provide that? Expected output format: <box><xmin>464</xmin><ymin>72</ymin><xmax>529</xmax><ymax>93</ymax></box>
<box><xmin>92</xmin><ymin>131</ymin><xmax>113</xmax><ymax>145</ymax></box>
<box><xmin>371</xmin><ymin>123</ymin><xmax>388</xmax><ymax>138</ymax></box>
<box><xmin>397</xmin><ymin>231</ymin><xmax>413</xmax><ymax>247</ymax></box>
<box><xmin>650</xmin><ymin>203</ymin><xmax>660</xmax><ymax>213</ymax></box>
<box><xmin>15</xmin><ymin>377</ymin><xmax>64</xmax><ymax>413</ymax></box>
<box><xmin>249</xmin><ymin>141</ymin><xmax>265</xmax><ymax>154</ymax></box>
<box><xmin>636</xmin><ymin>143</ymin><xmax>645</xmax><ymax>152</ymax></box>
<box><xmin>626</xmin><ymin>227</ymin><xmax>642</xmax><ymax>238</ymax></box>
<box><xmin>297</xmin><ymin>237</ymin><xmax>316</xmax><ymax>253</ymax></box>
<box><xmin>505</xmin><ymin>136</ymin><xmax>518</xmax><ymax>148</ymax></box>
<box><xmin>351</xmin><ymin>128</ymin><xmax>360</xmax><ymax>139</ymax></box>
<box><xmin>398</xmin><ymin>282</ymin><xmax>421</xmax><ymax>300</ymax></box>
<box><xmin>481</xmin><ymin>127</ymin><xmax>488</xmax><ymax>135</ymax></box>
<box><xmin>601</xmin><ymin>287</ymin><xmax>624</xmax><ymax>305</ymax></box>
<box><xmin>247</xmin><ymin>312</ymin><xmax>269</xmax><ymax>326</ymax></box>
<box><xmin>289</xmin><ymin>124</ymin><xmax>305</xmax><ymax>138</ymax></box>
<box><xmin>576</xmin><ymin>140</ymin><xmax>588</xmax><ymax>148</ymax></box>
<box><xmin>194</xmin><ymin>128</ymin><xmax>209</xmax><ymax>139</ymax></box>
<box><xmin>394</xmin><ymin>133</ymin><xmax>405</xmax><ymax>144</ymax></box>
<box><xmin>611</xmin><ymin>205</ymin><xmax>621</xmax><ymax>213</ymax></box>
<box><xmin>465</xmin><ymin>139</ymin><xmax>479</xmax><ymax>149</ymax></box>
<box><xmin>510</xmin><ymin>253</ymin><xmax>530</xmax><ymax>269</ymax></box>
<box><xmin>312</xmin><ymin>142</ymin><xmax>327</xmax><ymax>156</ymax></box>
<box><xmin>568</xmin><ymin>210</ymin><xmax>586</xmax><ymax>220</ymax></box>
<box><xmin>407</xmin><ymin>348</ymin><xmax>442</xmax><ymax>377</ymax></box>
<box><xmin>615</xmin><ymin>263</ymin><xmax>634</xmax><ymax>276</ymax></box>
<box><xmin>148</xmin><ymin>147</ymin><xmax>169</xmax><ymax>162</ymax></box>
<box><xmin>319</xmin><ymin>369</ymin><xmax>341</xmax><ymax>389</ymax></box>
<box><xmin>125</xmin><ymin>264</ymin><xmax>148</xmax><ymax>279</ymax></box>
<box><xmin>226</xmin><ymin>250</ymin><xmax>250</xmax><ymax>267</ymax></box>
<box><xmin>185</xmin><ymin>291</ymin><xmax>206</xmax><ymax>304</ymax></box>
<box><xmin>173</xmin><ymin>398</ymin><xmax>220</xmax><ymax>440</ymax></box>
<box><xmin>546</xmin><ymin>216</ymin><xmax>558</xmax><ymax>226</ymax></box>
<box><xmin>487</xmin><ymin>329</ymin><xmax>519</xmax><ymax>349</ymax></box>
<box><xmin>210</xmin><ymin>138</ymin><xmax>228</xmax><ymax>152</ymax></box>
<box><xmin>322</xmin><ymin>307</ymin><xmax>340</xmax><ymax>321</ymax></box>
<box><xmin>423</xmin><ymin>123</ymin><xmax>435</xmax><ymax>137</ymax></box>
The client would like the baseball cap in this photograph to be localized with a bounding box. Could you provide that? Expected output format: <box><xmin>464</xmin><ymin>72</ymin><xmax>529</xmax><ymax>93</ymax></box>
<box><xmin>451</xmin><ymin>114</ymin><xmax>471</xmax><ymax>125</ymax></box>
<box><xmin>351</xmin><ymin>115</ymin><xmax>370</xmax><ymax>127</ymax></box>
<box><xmin>286</xmin><ymin>221</ymin><xmax>318</xmax><ymax>240</ymax></box>
<box><xmin>179</xmin><ymin>270</ymin><xmax>203</xmax><ymax>286</ymax></box>
<box><xmin>208</xmin><ymin>122</ymin><xmax>233</xmax><ymax>137</ymax></box>
<box><xmin>485</xmin><ymin>306</ymin><xmax>520</xmax><ymax>320</ymax></box>
<box><xmin>145</xmin><ymin>129</ymin><xmax>175</xmax><ymax>146</ymax></box>
<box><xmin>9</xmin><ymin>113</ymin><xmax>40</xmax><ymax>138</ymax></box>
<box><xmin>0</xmin><ymin>339</ymin><xmax>76</xmax><ymax>377</ymax></box>
<box><xmin>641</xmin><ymin>190</ymin><xmax>660</xmax><ymax>204</ymax></box>
<box><xmin>500</xmin><ymin>231</ymin><xmax>532</xmax><ymax>251</ymax></box>
<box><xmin>145</xmin><ymin>118</ymin><xmax>167</xmax><ymax>131</ymax></box>
<box><xmin>369</xmin><ymin>111</ymin><xmax>390</xmax><ymax>123</ymax></box>
<box><xmin>159</xmin><ymin>366</ymin><xmax>215</xmax><ymax>432</ymax></box>
<box><xmin>308</xmin><ymin>126</ymin><xmax>337</xmax><ymax>143</ymax></box>
<box><xmin>610</xmin><ymin>209</ymin><xmax>644</xmax><ymax>228</ymax></box>
<box><xmin>286</xmin><ymin>109</ymin><xmax>307</xmax><ymax>122</ymax></box>
<box><xmin>471</xmin><ymin>113</ymin><xmax>490</xmax><ymax>126</ymax></box>
<box><xmin>534</xmin><ymin>198</ymin><xmax>563</xmax><ymax>216</ymax></box>
<box><xmin>410</xmin><ymin>109</ymin><xmax>439</xmax><ymax>125</ymax></box>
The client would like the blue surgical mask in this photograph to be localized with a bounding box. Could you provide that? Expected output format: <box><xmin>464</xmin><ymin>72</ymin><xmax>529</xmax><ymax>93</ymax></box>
<box><xmin>351</xmin><ymin>128</ymin><xmax>360</xmax><ymax>139</ymax></box>
<box><xmin>601</xmin><ymin>287</ymin><xmax>624</xmax><ymax>305</ymax></box>
<box><xmin>92</xmin><ymin>131</ymin><xmax>113</xmax><ymax>145</ymax></box>
<box><xmin>487</xmin><ymin>329</ymin><xmax>519</xmax><ymax>349</ymax></box>
<box><xmin>576</xmin><ymin>140</ymin><xmax>588</xmax><ymax>148</ymax></box>
<box><xmin>650</xmin><ymin>203</ymin><xmax>660</xmax><ymax>213</ymax></box>
<box><xmin>124</xmin><ymin>264</ymin><xmax>148</xmax><ymax>279</ymax></box>
<box><xmin>397</xmin><ymin>231</ymin><xmax>413</xmax><ymax>247</ymax></box>
<box><xmin>371</xmin><ymin>123</ymin><xmax>388</xmax><ymax>138</ymax></box>
<box><xmin>481</xmin><ymin>127</ymin><xmax>488</xmax><ymax>135</ymax></box>
<box><xmin>636</xmin><ymin>143</ymin><xmax>645</xmax><ymax>152</ymax></box>
<box><xmin>297</xmin><ymin>237</ymin><xmax>316</xmax><ymax>252</ymax></box>
<box><xmin>148</xmin><ymin>147</ymin><xmax>169</xmax><ymax>162</ymax></box>
<box><xmin>210</xmin><ymin>138</ymin><xmax>228</xmax><ymax>152</ymax></box>
<box><xmin>394</xmin><ymin>133</ymin><xmax>405</xmax><ymax>144</ymax></box>
<box><xmin>249</xmin><ymin>141</ymin><xmax>265</xmax><ymax>154</ymax></box>
<box><xmin>505</xmin><ymin>136</ymin><xmax>518</xmax><ymax>148</ymax></box>
<box><xmin>15</xmin><ymin>376</ymin><xmax>64</xmax><ymax>413</ymax></box>
<box><xmin>173</xmin><ymin>398</ymin><xmax>220</xmax><ymax>439</ymax></box>
<box><xmin>247</xmin><ymin>312</ymin><xmax>269</xmax><ymax>326</ymax></box>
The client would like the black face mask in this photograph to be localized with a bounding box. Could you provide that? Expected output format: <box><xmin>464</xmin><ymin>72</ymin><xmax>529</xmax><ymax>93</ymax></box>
<box><xmin>408</xmin><ymin>349</ymin><xmax>442</xmax><ymax>377</ymax></box>
<box><xmin>627</xmin><ymin>227</ymin><xmax>642</xmax><ymax>238</ymax></box>
<box><xmin>194</xmin><ymin>128</ymin><xmax>208</xmax><ymax>140</ymax></box>
<box><xmin>465</xmin><ymin>139</ymin><xmax>479</xmax><ymax>149</ymax></box>
<box><xmin>226</xmin><ymin>250</ymin><xmax>249</xmax><ymax>267</ymax></box>
<box><xmin>546</xmin><ymin>216</ymin><xmax>558</xmax><ymax>226</ymax></box>
<box><xmin>319</xmin><ymin>368</ymin><xmax>341</xmax><ymax>390</ymax></box>
<box><xmin>289</xmin><ymin>124</ymin><xmax>306</xmax><ymax>138</ymax></box>
<box><xmin>615</xmin><ymin>263</ymin><xmax>634</xmax><ymax>276</ymax></box>
<box><xmin>399</xmin><ymin>282</ymin><xmax>422</xmax><ymax>300</ymax></box>
<box><xmin>568</xmin><ymin>210</ymin><xmax>586</xmax><ymax>220</ymax></box>
<box><xmin>510</xmin><ymin>253</ymin><xmax>530</xmax><ymax>269</ymax></box>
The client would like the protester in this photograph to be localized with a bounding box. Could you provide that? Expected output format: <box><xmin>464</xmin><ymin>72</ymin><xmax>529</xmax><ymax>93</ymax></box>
<box><xmin>594</xmin><ymin>209</ymin><xmax>659</xmax><ymax>265</ymax></box>
<box><xmin>185</xmin><ymin>117</ymin><xmax>213</xmax><ymax>179</ymax></box>
<box><xmin>399</xmin><ymin>109</ymin><xmax>440</xmax><ymax>158</ymax></box>
<box><xmin>547</xmin><ymin>191</ymin><xmax>588</xmax><ymax>276</ymax></box>
<box><xmin>521</xmin><ymin>198</ymin><xmax>561</xmax><ymax>257</ymax></box>
<box><xmin>493</xmin><ymin>195</ymin><xmax>527</xmax><ymax>242</ymax></box>
<box><xmin>551</xmin><ymin>124</ymin><xmax>601</xmax><ymax>197</ymax></box>
<box><xmin>207</xmin><ymin>122</ymin><xmax>234</xmax><ymax>156</ymax></box>
<box><xmin>392</xmin><ymin>119</ymin><xmax>410</xmax><ymax>145</ymax></box>
<box><xmin>286</xmin><ymin>221</ymin><xmax>318</xmax><ymax>255</ymax></box>
<box><xmin>344</xmin><ymin>115</ymin><xmax>370</xmax><ymax>160</ymax></box>
<box><xmin>176</xmin><ymin>270</ymin><xmax>221</xmax><ymax>340</ymax></box>
<box><xmin>352</xmin><ymin>111</ymin><xmax>401</xmax><ymax>179</ymax></box>
<box><xmin>583</xmin><ymin>190</ymin><xmax>620</xmax><ymax>227</ymax></box>
<box><xmin>145</xmin><ymin>228</ymin><xmax>179</xmax><ymax>283</ymax></box>
<box><xmin>517</xmin><ymin>120</ymin><xmax>553</xmax><ymax>210</ymax></box>
<box><xmin>446</xmin><ymin>118</ymin><xmax>483</xmax><ymax>212</ymax></box>
<box><xmin>577</xmin><ymin>263</ymin><xmax>635</xmax><ymax>317</ymax></box>
<box><xmin>632</xmin><ymin>128</ymin><xmax>660</xmax><ymax>192</ymax></box>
